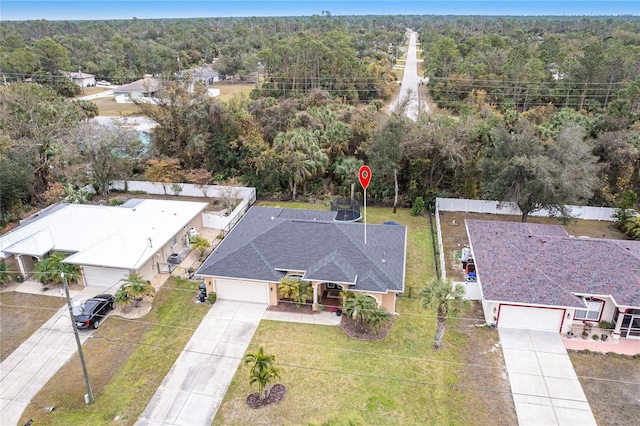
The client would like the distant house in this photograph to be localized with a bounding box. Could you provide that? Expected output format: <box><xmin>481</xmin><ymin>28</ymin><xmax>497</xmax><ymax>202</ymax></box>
<box><xmin>64</xmin><ymin>71</ymin><xmax>96</xmax><ymax>87</ymax></box>
<box><xmin>177</xmin><ymin>64</ymin><xmax>220</xmax><ymax>86</ymax></box>
<box><xmin>196</xmin><ymin>206</ymin><xmax>407</xmax><ymax>314</ymax></box>
<box><xmin>113</xmin><ymin>76</ymin><xmax>161</xmax><ymax>103</ymax></box>
<box><xmin>0</xmin><ymin>199</ymin><xmax>207</xmax><ymax>288</ymax></box>
<box><xmin>466</xmin><ymin>219</ymin><xmax>640</xmax><ymax>340</ymax></box>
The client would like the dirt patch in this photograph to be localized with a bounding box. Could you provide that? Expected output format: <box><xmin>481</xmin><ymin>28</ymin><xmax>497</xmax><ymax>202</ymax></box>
<box><xmin>450</xmin><ymin>302</ymin><xmax>517</xmax><ymax>425</ymax></box>
<box><xmin>245</xmin><ymin>384</ymin><xmax>287</xmax><ymax>409</ymax></box>
<box><xmin>570</xmin><ymin>351</ymin><xmax>640</xmax><ymax>426</ymax></box>
<box><xmin>0</xmin><ymin>291</ymin><xmax>66</xmax><ymax>362</ymax></box>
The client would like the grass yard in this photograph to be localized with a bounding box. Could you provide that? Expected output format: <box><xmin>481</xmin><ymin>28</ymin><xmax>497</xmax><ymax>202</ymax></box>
<box><xmin>216</xmin><ymin>202</ymin><xmax>515</xmax><ymax>425</ymax></box>
<box><xmin>0</xmin><ymin>291</ymin><xmax>66</xmax><ymax>362</ymax></box>
<box><xmin>570</xmin><ymin>352</ymin><xmax>640</xmax><ymax>426</ymax></box>
<box><xmin>93</xmin><ymin>97</ymin><xmax>142</xmax><ymax>116</ymax></box>
<box><xmin>19</xmin><ymin>277</ymin><xmax>210</xmax><ymax>426</ymax></box>
<box><xmin>216</xmin><ymin>82</ymin><xmax>256</xmax><ymax>102</ymax></box>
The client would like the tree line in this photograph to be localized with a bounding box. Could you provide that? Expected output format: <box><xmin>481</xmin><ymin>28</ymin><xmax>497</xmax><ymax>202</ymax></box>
<box><xmin>1</xmin><ymin>15</ymin><xmax>639</xmax><ymax>228</ymax></box>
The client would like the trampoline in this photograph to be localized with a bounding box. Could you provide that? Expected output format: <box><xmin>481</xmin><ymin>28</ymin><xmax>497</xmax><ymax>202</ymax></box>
<box><xmin>331</xmin><ymin>197</ymin><xmax>362</xmax><ymax>222</ymax></box>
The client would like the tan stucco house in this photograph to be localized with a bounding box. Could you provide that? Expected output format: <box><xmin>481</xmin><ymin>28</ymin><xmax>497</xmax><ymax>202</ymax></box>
<box><xmin>196</xmin><ymin>206</ymin><xmax>407</xmax><ymax>314</ymax></box>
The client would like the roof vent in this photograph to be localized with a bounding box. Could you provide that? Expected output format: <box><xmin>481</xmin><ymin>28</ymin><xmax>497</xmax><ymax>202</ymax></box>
<box><xmin>271</xmin><ymin>216</ymin><xmax>274</xmax><ymax>220</ymax></box>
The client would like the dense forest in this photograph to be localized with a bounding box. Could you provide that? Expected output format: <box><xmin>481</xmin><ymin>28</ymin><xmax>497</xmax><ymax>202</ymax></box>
<box><xmin>1</xmin><ymin>15</ymin><xmax>640</xmax><ymax>233</ymax></box>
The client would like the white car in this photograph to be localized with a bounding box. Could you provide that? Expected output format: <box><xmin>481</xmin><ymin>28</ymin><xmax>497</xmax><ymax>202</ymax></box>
<box><xmin>96</xmin><ymin>80</ymin><xmax>111</xmax><ymax>86</ymax></box>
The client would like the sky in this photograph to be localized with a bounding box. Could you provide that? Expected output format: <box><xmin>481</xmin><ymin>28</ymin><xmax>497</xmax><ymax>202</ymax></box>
<box><xmin>1</xmin><ymin>1</ymin><xmax>638</xmax><ymax>21</ymax></box>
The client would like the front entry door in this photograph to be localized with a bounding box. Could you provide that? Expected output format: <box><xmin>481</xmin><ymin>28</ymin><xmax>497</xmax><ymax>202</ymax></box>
<box><xmin>621</xmin><ymin>314</ymin><xmax>640</xmax><ymax>339</ymax></box>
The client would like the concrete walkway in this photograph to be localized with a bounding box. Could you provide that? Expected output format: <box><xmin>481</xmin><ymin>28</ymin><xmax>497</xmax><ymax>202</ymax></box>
<box><xmin>263</xmin><ymin>309</ymin><xmax>341</xmax><ymax>326</ymax></box>
<box><xmin>0</xmin><ymin>285</ymin><xmax>107</xmax><ymax>426</ymax></box>
<box><xmin>499</xmin><ymin>329</ymin><xmax>597</xmax><ymax>426</ymax></box>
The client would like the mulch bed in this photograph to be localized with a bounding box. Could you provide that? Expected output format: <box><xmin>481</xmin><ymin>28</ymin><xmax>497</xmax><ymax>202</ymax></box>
<box><xmin>246</xmin><ymin>384</ymin><xmax>287</xmax><ymax>409</ymax></box>
<box><xmin>266</xmin><ymin>300</ymin><xmax>315</xmax><ymax>314</ymax></box>
<box><xmin>339</xmin><ymin>315</ymin><xmax>393</xmax><ymax>341</ymax></box>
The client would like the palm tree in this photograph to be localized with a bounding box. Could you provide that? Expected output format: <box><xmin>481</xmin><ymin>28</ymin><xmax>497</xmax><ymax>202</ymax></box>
<box><xmin>0</xmin><ymin>261</ymin><xmax>11</xmax><ymax>285</ymax></box>
<box><xmin>122</xmin><ymin>272</ymin><xmax>156</xmax><ymax>307</ymax></box>
<box><xmin>344</xmin><ymin>293</ymin><xmax>376</xmax><ymax>333</ymax></box>
<box><xmin>335</xmin><ymin>156</ymin><xmax>364</xmax><ymax>202</ymax></box>
<box><xmin>244</xmin><ymin>346</ymin><xmax>281</xmax><ymax>400</ymax></box>
<box><xmin>420</xmin><ymin>278</ymin><xmax>469</xmax><ymax>349</ymax></box>
<box><xmin>33</xmin><ymin>252</ymin><xmax>81</xmax><ymax>285</ymax></box>
<box><xmin>367</xmin><ymin>306</ymin><xmax>392</xmax><ymax>335</ymax></box>
<box><xmin>189</xmin><ymin>234</ymin><xmax>211</xmax><ymax>260</ymax></box>
<box><xmin>278</xmin><ymin>277</ymin><xmax>312</xmax><ymax>308</ymax></box>
<box><xmin>113</xmin><ymin>285</ymin><xmax>131</xmax><ymax>308</ymax></box>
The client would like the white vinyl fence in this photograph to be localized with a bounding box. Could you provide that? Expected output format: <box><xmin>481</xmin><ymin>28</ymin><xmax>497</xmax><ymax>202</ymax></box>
<box><xmin>434</xmin><ymin>197</ymin><xmax>619</xmax><ymax>301</ymax></box>
<box><xmin>110</xmin><ymin>180</ymin><xmax>256</xmax><ymax>231</ymax></box>
<box><xmin>436</xmin><ymin>198</ymin><xmax>617</xmax><ymax>221</ymax></box>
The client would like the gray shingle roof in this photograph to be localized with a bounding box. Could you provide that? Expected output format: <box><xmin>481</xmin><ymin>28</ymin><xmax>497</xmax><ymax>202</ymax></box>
<box><xmin>197</xmin><ymin>206</ymin><xmax>406</xmax><ymax>293</ymax></box>
<box><xmin>466</xmin><ymin>219</ymin><xmax>640</xmax><ymax>308</ymax></box>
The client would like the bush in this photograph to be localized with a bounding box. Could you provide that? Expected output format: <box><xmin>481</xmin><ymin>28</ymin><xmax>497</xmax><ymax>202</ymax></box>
<box><xmin>412</xmin><ymin>196</ymin><xmax>425</xmax><ymax>216</ymax></box>
<box><xmin>207</xmin><ymin>292</ymin><xmax>217</xmax><ymax>304</ymax></box>
<box><xmin>598</xmin><ymin>320</ymin><xmax>614</xmax><ymax>330</ymax></box>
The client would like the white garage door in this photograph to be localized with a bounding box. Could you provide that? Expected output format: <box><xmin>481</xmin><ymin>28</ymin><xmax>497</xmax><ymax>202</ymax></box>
<box><xmin>498</xmin><ymin>305</ymin><xmax>564</xmax><ymax>332</ymax></box>
<box><xmin>215</xmin><ymin>279</ymin><xmax>268</xmax><ymax>304</ymax></box>
<box><xmin>82</xmin><ymin>266</ymin><xmax>128</xmax><ymax>289</ymax></box>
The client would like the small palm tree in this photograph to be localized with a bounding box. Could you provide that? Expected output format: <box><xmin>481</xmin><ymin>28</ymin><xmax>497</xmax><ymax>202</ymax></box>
<box><xmin>189</xmin><ymin>235</ymin><xmax>211</xmax><ymax>260</ymax></box>
<box><xmin>244</xmin><ymin>346</ymin><xmax>281</xmax><ymax>400</ymax></box>
<box><xmin>113</xmin><ymin>286</ymin><xmax>131</xmax><ymax>308</ymax></box>
<box><xmin>335</xmin><ymin>156</ymin><xmax>364</xmax><ymax>202</ymax></box>
<box><xmin>122</xmin><ymin>272</ymin><xmax>156</xmax><ymax>307</ymax></box>
<box><xmin>33</xmin><ymin>252</ymin><xmax>81</xmax><ymax>285</ymax></box>
<box><xmin>278</xmin><ymin>277</ymin><xmax>312</xmax><ymax>307</ymax></box>
<box><xmin>0</xmin><ymin>261</ymin><xmax>11</xmax><ymax>285</ymax></box>
<box><xmin>367</xmin><ymin>306</ymin><xmax>392</xmax><ymax>335</ymax></box>
<box><xmin>344</xmin><ymin>293</ymin><xmax>376</xmax><ymax>333</ymax></box>
<box><xmin>420</xmin><ymin>277</ymin><xmax>470</xmax><ymax>349</ymax></box>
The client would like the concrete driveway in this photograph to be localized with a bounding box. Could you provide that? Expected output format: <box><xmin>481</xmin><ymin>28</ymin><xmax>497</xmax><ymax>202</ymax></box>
<box><xmin>136</xmin><ymin>300</ymin><xmax>266</xmax><ymax>426</ymax></box>
<box><xmin>499</xmin><ymin>329</ymin><xmax>597</xmax><ymax>425</ymax></box>
<box><xmin>0</xmin><ymin>285</ymin><xmax>108</xmax><ymax>426</ymax></box>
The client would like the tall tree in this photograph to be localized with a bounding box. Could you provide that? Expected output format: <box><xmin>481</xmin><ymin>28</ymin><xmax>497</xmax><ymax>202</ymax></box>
<box><xmin>334</xmin><ymin>156</ymin><xmax>364</xmax><ymax>202</ymax></box>
<box><xmin>365</xmin><ymin>114</ymin><xmax>406</xmax><ymax>211</ymax></box>
<box><xmin>481</xmin><ymin>120</ymin><xmax>598</xmax><ymax>222</ymax></box>
<box><xmin>420</xmin><ymin>278</ymin><xmax>469</xmax><ymax>349</ymax></box>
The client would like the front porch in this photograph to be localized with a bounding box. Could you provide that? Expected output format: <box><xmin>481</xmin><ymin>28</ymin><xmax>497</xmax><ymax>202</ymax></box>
<box><xmin>562</xmin><ymin>335</ymin><xmax>640</xmax><ymax>356</ymax></box>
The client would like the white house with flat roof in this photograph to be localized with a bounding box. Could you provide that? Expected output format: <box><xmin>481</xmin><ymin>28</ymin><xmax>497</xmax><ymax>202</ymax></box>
<box><xmin>0</xmin><ymin>199</ymin><xmax>207</xmax><ymax>288</ymax></box>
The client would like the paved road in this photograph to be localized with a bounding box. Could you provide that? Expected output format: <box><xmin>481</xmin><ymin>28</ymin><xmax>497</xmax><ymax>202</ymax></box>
<box><xmin>389</xmin><ymin>31</ymin><xmax>429</xmax><ymax>121</ymax></box>
<box><xmin>499</xmin><ymin>328</ymin><xmax>597</xmax><ymax>426</ymax></box>
<box><xmin>76</xmin><ymin>89</ymin><xmax>114</xmax><ymax>101</ymax></box>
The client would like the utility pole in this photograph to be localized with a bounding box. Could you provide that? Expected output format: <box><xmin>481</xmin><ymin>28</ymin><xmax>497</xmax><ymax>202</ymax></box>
<box><xmin>62</xmin><ymin>273</ymin><xmax>94</xmax><ymax>404</ymax></box>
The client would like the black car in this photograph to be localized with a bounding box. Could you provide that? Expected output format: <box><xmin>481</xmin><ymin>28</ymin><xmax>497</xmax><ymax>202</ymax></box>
<box><xmin>74</xmin><ymin>294</ymin><xmax>115</xmax><ymax>329</ymax></box>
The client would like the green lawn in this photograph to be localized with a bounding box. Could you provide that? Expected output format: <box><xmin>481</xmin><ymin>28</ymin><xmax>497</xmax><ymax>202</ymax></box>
<box><xmin>214</xmin><ymin>203</ymin><xmax>511</xmax><ymax>425</ymax></box>
<box><xmin>20</xmin><ymin>277</ymin><xmax>210</xmax><ymax>425</ymax></box>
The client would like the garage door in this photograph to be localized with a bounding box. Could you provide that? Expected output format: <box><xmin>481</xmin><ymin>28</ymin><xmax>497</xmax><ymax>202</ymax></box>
<box><xmin>498</xmin><ymin>305</ymin><xmax>564</xmax><ymax>332</ymax></box>
<box><xmin>215</xmin><ymin>279</ymin><xmax>268</xmax><ymax>304</ymax></box>
<box><xmin>82</xmin><ymin>266</ymin><xmax>128</xmax><ymax>289</ymax></box>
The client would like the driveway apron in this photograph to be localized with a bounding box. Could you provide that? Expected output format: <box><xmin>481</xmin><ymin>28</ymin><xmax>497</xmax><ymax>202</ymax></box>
<box><xmin>136</xmin><ymin>300</ymin><xmax>266</xmax><ymax>426</ymax></box>
<box><xmin>499</xmin><ymin>329</ymin><xmax>597</xmax><ymax>426</ymax></box>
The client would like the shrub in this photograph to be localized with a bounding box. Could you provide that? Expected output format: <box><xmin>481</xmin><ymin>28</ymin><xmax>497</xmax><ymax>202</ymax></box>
<box><xmin>598</xmin><ymin>320</ymin><xmax>614</xmax><ymax>330</ymax></box>
<box><xmin>207</xmin><ymin>292</ymin><xmax>217</xmax><ymax>304</ymax></box>
<box><xmin>412</xmin><ymin>196</ymin><xmax>425</xmax><ymax>216</ymax></box>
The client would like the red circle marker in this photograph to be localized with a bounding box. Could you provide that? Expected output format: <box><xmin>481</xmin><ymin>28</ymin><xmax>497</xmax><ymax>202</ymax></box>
<box><xmin>359</xmin><ymin>165</ymin><xmax>371</xmax><ymax>190</ymax></box>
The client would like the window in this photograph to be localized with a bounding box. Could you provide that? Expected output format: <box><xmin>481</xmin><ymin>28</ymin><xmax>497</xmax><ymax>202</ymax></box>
<box><xmin>575</xmin><ymin>299</ymin><xmax>603</xmax><ymax>320</ymax></box>
<box><xmin>172</xmin><ymin>236</ymin><xmax>177</xmax><ymax>246</ymax></box>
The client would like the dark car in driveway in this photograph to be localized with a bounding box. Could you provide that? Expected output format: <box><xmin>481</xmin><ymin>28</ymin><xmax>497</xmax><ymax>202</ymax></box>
<box><xmin>74</xmin><ymin>294</ymin><xmax>115</xmax><ymax>329</ymax></box>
